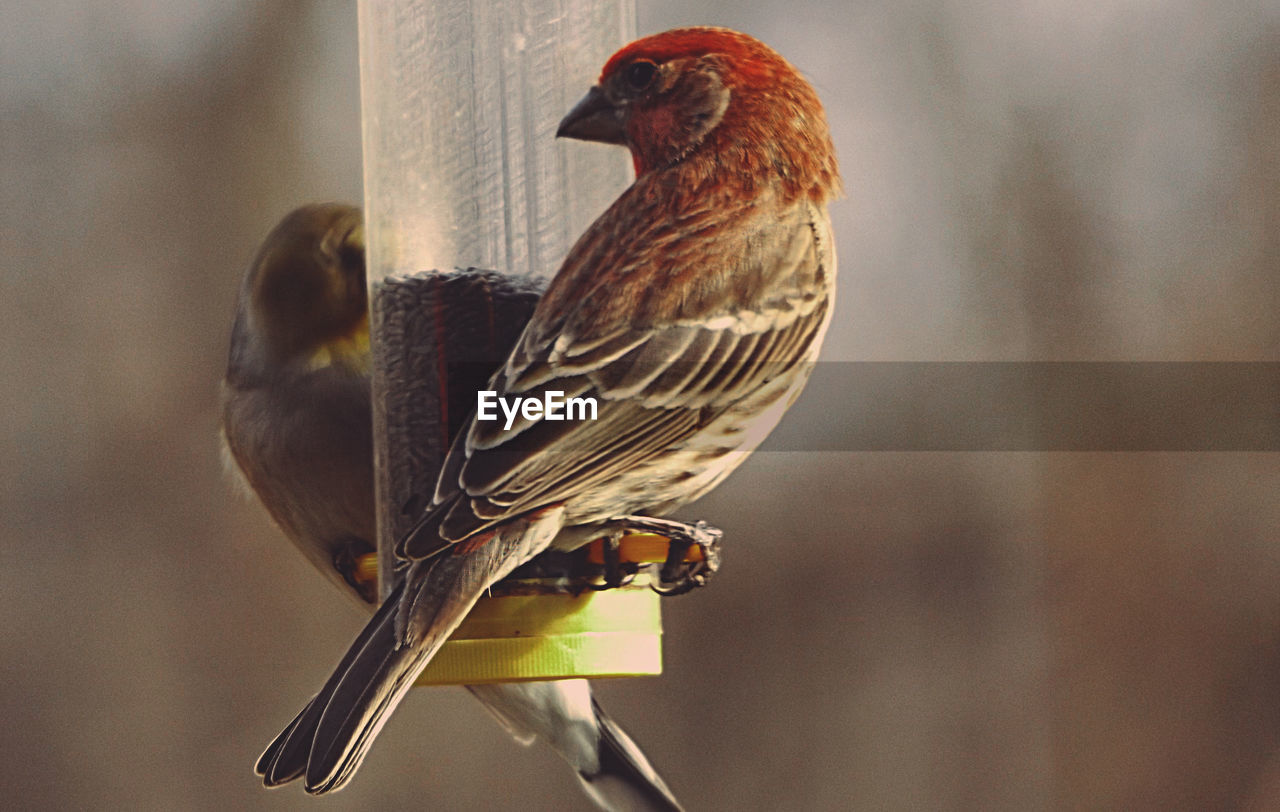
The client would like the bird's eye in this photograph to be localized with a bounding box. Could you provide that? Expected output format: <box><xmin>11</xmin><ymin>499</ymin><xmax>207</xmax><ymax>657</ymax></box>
<box><xmin>623</xmin><ymin>60</ymin><xmax>658</xmax><ymax>92</ymax></box>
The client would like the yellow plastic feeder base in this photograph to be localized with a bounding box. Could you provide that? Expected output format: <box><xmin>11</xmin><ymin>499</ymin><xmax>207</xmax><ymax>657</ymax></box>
<box><xmin>411</xmin><ymin>533</ymin><xmax>680</xmax><ymax>685</ymax></box>
<box><xmin>416</xmin><ymin>584</ymin><xmax>662</xmax><ymax>685</ymax></box>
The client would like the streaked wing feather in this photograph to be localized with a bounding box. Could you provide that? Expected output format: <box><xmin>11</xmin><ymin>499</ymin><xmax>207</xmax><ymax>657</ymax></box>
<box><xmin>429</xmin><ymin>306</ymin><xmax>823</xmax><ymax>545</ymax></box>
<box><xmin>399</xmin><ymin>198</ymin><xmax>830</xmax><ymax>559</ymax></box>
<box><xmin>589</xmin><ymin>327</ymin><xmax>699</xmax><ymax>398</ymax></box>
<box><xmin>677</xmin><ymin>330</ymin><xmax>760</xmax><ymax>408</ymax></box>
<box><xmin>636</xmin><ymin>327</ymin><xmax>723</xmax><ymax>407</ymax></box>
<box><xmin>477</xmin><ymin>404</ymin><xmax>701</xmax><ymax>515</ymax></box>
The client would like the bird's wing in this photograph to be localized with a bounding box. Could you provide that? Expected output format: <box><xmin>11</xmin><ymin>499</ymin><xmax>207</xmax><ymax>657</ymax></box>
<box><xmin>399</xmin><ymin>196</ymin><xmax>832</xmax><ymax>559</ymax></box>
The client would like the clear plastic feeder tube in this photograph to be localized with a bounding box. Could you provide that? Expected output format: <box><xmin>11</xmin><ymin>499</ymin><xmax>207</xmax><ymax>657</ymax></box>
<box><xmin>358</xmin><ymin>0</ymin><xmax>634</xmax><ymax>285</ymax></box>
<box><xmin>356</xmin><ymin>0</ymin><xmax>634</xmax><ymax>601</ymax></box>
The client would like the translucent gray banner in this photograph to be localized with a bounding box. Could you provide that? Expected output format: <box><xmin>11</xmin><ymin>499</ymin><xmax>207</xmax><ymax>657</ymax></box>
<box><xmin>763</xmin><ymin>362</ymin><xmax>1280</xmax><ymax>451</ymax></box>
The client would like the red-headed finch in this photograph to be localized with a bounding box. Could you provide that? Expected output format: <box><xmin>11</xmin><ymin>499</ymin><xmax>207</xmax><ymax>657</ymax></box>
<box><xmin>222</xmin><ymin>205</ymin><xmax>683</xmax><ymax>809</ymax></box>
<box><xmin>264</xmin><ymin>26</ymin><xmax>840</xmax><ymax>801</ymax></box>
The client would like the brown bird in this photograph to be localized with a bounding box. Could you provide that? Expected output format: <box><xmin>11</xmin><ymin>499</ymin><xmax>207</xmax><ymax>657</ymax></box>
<box><xmin>220</xmin><ymin>203</ymin><xmax>376</xmax><ymax>603</ymax></box>
<box><xmin>222</xmin><ymin>204</ymin><xmax>684</xmax><ymax>809</ymax></box>
<box><xmin>262</xmin><ymin>25</ymin><xmax>840</xmax><ymax>799</ymax></box>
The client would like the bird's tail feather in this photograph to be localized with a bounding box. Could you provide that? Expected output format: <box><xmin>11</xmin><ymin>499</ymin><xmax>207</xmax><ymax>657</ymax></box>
<box><xmin>255</xmin><ymin>697</ymin><xmax>310</xmax><ymax>785</ymax></box>
<box><xmin>256</xmin><ymin>579</ymin><xmax>404</xmax><ymax>789</ymax></box>
<box><xmin>467</xmin><ymin>680</ymin><xmax>684</xmax><ymax>811</ymax></box>
<box><xmin>259</xmin><ymin>512</ymin><xmax>561</xmax><ymax>794</ymax></box>
<box><xmin>256</xmin><ymin>580</ymin><xmax>408</xmax><ymax>787</ymax></box>
<box><xmin>582</xmin><ymin>694</ymin><xmax>685</xmax><ymax>812</ymax></box>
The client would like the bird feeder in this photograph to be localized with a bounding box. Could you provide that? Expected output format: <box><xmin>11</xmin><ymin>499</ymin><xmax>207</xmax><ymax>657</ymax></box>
<box><xmin>356</xmin><ymin>0</ymin><xmax>664</xmax><ymax>684</ymax></box>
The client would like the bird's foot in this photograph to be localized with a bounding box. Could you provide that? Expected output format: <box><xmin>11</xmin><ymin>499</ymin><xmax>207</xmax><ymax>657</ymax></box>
<box><xmin>587</xmin><ymin>531</ymin><xmax>640</xmax><ymax>591</ymax></box>
<box><xmin>595</xmin><ymin>516</ymin><xmax>723</xmax><ymax>596</ymax></box>
<box><xmin>332</xmin><ymin>538</ymin><xmax>379</xmax><ymax>604</ymax></box>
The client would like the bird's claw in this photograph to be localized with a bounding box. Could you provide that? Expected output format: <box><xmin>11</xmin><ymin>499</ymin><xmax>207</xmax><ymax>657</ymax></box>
<box><xmin>332</xmin><ymin>538</ymin><xmax>379</xmax><ymax>604</ymax></box>
<box><xmin>588</xmin><ymin>534</ymin><xmax>639</xmax><ymax>591</ymax></box>
<box><xmin>649</xmin><ymin>520</ymin><xmax>722</xmax><ymax>596</ymax></box>
<box><xmin>597</xmin><ymin>515</ymin><xmax>723</xmax><ymax>596</ymax></box>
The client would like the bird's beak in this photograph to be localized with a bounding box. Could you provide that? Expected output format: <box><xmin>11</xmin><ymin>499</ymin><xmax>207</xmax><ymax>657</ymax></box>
<box><xmin>556</xmin><ymin>86</ymin><xmax>626</xmax><ymax>145</ymax></box>
<box><xmin>343</xmin><ymin>220</ymin><xmax>365</xmax><ymax>253</ymax></box>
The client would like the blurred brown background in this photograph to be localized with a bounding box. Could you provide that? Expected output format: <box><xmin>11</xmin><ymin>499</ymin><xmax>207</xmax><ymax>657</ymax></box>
<box><xmin>3</xmin><ymin>1</ymin><xmax>1278</xmax><ymax>809</ymax></box>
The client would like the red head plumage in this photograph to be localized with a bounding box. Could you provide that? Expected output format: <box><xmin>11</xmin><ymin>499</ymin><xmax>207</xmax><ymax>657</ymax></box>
<box><xmin>559</xmin><ymin>27</ymin><xmax>840</xmax><ymax>203</ymax></box>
